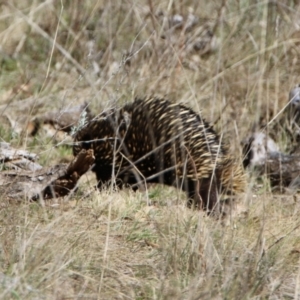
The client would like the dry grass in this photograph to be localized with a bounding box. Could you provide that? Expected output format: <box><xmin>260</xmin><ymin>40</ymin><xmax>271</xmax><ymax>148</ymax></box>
<box><xmin>1</xmin><ymin>0</ymin><xmax>300</xmax><ymax>299</ymax></box>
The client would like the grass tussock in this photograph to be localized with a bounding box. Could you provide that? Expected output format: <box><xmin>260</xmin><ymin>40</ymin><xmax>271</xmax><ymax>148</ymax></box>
<box><xmin>1</xmin><ymin>0</ymin><xmax>300</xmax><ymax>299</ymax></box>
<box><xmin>1</xmin><ymin>187</ymin><xmax>300</xmax><ymax>299</ymax></box>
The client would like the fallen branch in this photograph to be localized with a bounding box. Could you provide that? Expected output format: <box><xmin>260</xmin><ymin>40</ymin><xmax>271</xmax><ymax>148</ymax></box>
<box><xmin>0</xmin><ymin>148</ymin><xmax>95</xmax><ymax>201</ymax></box>
<box><xmin>38</xmin><ymin>148</ymin><xmax>95</xmax><ymax>200</ymax></box>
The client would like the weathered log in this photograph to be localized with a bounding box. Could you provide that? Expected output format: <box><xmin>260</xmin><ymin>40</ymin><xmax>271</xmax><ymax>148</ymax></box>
<box><xmin>0</xmin><ymin>148</ymin><xmax>95</xmax><ymax>201</ymax></box>
<box><xmin>37</xmin><ymin>148</ymin><xmax>95</xmax><ymax>200</ymax></box>
<box><xmin>0</xmin><ymin>93</ymin><xmax>93</xmax><ymax>140</ymax></box>
<box><xmin>37</xmin><ymin>102</ymin><xmax>92</xmax><ymax>133</ymax></box>
<box><xmin>0</xmin><ymin>142</ymin><xmax>42</xmax><ymax>171</ymax></box>
<box><xmin>243</xmin><ymin>132</ymin><xmax>300</xmax><ymax>190</ymax></box>
<box><xmin>254</xmin><ymin>152</ymin><xmax>300</xmax><ymax>189</ymax></box>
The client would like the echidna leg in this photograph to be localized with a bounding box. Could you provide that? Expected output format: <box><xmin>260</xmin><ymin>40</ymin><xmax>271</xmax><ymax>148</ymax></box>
<box><xmin>186</xmin><ymin>178</ymin><xmax>220</xmax><ymax>212</ymax></box>
<box><xmin>186</xmin><ymin>180</ymin><xmax>201</xmax><ymax>209</ymax></box>
<box><xmin>200</xmin><ymin>177</ymin><xmax>221</xmax><ymax>212</ymax></box>
<box><xmin>93</xmin><ymin>165</ymin><xmax>117</xmax><ymax>190</ymax></box>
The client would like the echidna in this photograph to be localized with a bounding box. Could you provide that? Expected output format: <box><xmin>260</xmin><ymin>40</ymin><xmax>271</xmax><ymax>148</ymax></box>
<box><xmin>73</xmin><ymin>97</ymin><xmax>245</xmax><ymax>213</ymax></box>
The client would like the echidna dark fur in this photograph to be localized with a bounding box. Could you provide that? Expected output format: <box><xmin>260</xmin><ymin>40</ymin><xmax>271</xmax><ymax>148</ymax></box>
<box><xmin>73</xmin><ymin>96</ymin><xmax>245</xmax><ymax>213</ymax></box>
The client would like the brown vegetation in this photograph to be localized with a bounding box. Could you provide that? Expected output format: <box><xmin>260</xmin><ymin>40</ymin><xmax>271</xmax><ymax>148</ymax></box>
<box><xmin>1</xmin><ymin>0</ymin><xmax>300</xmax><ymax>299</ymax></box>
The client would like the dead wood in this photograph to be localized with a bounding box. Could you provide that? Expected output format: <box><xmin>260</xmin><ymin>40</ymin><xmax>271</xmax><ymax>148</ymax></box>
<box><xmin>38</xmin><ymin>148</ymin><xmax>95</xmax><ymax>200</ymax></box>
<box><xmin>0</xmin><ymin>94</ymin><xmax>93</xmax><ymax>138</ymax></box>
<box><xmin>243</xmin><ymin>132</ymin><xmax>300</xmax><ymax>190</ymax></box>
<box><xmin>0</xmin><ymin>142</ymin><xmax>42</xmax><ymax>171</ymax></box>
<box><xmin>0</xmin><ymin>148</ymin><xmax>95</xmax><ymax>201</ymax></box>
<box><xmin>254</xmin><ymin>152</ymin><xmax>300</xmax><ymax>190</ymax></box>
<box><xmin>38</xmin><ymin>102</ymin><xmax>92</xmax><ymax>133</ymax></box>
